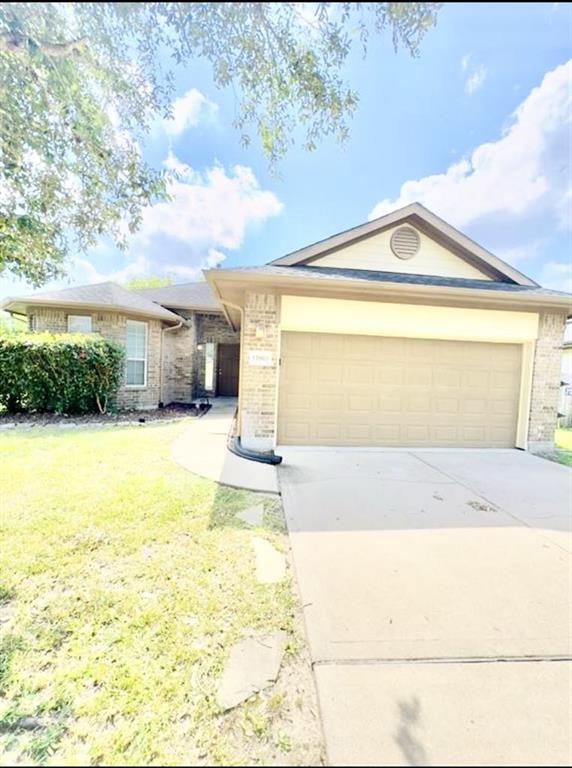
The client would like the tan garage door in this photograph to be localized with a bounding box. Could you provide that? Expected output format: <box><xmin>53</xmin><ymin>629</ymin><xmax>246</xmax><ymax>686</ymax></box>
<box><xmin>277</xmin><ymin>332</ymin><xmax>522</xmax><ymax>447</ymax></box>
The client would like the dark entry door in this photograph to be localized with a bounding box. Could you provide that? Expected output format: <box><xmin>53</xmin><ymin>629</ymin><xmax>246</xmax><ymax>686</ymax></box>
<box><xmin>217</xmin><ymin>344</ymin><xmax>240</xmax><ymax>396</ymax></box>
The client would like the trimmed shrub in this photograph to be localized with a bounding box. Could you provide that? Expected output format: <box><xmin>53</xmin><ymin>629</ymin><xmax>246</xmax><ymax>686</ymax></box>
<box><xmin>0</xmin><ymin>332</ymin><xmax>125</xmax><ymax>414</ymax></box>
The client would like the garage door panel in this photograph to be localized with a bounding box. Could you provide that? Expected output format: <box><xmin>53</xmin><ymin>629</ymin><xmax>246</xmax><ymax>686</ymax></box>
<box><xmin>315</xmin><ymin>362</ymin><xmax>343</xmax><ymax>383</ymax></box>
<box><xmin>376</xmin><ymin>366</ymin><xmax>403</xmax><ymax>385</ymax></box>
<box><xmin>405</xmin><ymin>367</ymin><xmax>432</xmax><ymax>386</ymax></box>
<box><xmin>278</xmin><ymin>332</ymin><xmax>521</xmax><ymax>447</ymax></box>
<box><xmin>344</xmin><ymin>362</ymin><xmax>375</xmax><ymax>385</ymax></box>
<box><xmin>435</xmin><ymin>397</ymin><xmax>460</xmax><ymax>414</ymax></box>
<box><xmin>407</xmin><ymin>395</ymin><xmax>432</xmax><ymax>413</ymax></box>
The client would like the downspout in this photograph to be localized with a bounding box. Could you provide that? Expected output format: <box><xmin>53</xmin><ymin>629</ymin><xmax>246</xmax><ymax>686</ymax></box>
<box><xmin>160</xmin><ymin>320</ymin><xmax>184</xmax><ymax>406</ymax></box>
<box><xmin>219</xmin><ymin>299</ymin><xmax>245</xmax><ymax>436</ymax></box>
<box><xmin>220</xmin><ymin>298</ymin><xmax>282</xmax><ymax>465</ymax></box>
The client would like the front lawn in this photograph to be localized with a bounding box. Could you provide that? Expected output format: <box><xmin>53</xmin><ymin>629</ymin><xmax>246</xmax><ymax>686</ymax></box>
<box><xmin>0</xmin><ymin>421</ymin><xmax>321</xmax><ymax>765</ymax></box>
<box><xmin>555</xmin><ymin>427</ymin><xmax>572</xmax><ymax>451</ymax></box>
<box><xmin>552</xmin><ymin>428</ymin><xmax>572</xmax><ymax>467</ymax></box>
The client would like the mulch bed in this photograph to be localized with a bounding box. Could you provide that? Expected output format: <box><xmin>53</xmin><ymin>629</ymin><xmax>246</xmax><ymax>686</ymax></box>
<box><xmin>0</xmin><ymin>402</ymin><xmax>210</xmax><ymax>428</ymax></box>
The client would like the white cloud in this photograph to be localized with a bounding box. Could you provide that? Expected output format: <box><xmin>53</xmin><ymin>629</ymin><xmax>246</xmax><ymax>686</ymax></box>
<box><xmin>465</xmin><ymin>64</ymin><xmax>487</xmax><ymax>94</ymax></box>
<box><xmin>75</xmin><ymin>254</ymin><xmax>152</xmax><ymax>284</ymax></box>
<box><xmin>461</xmin><ymin>54</ymin><xmax>471</xmax><ymax>72</ymax></box>
<box><xmin>369</xmin><ymin>60</ymin><xmax>572</xmax><ymax>232</ymax></box>
<box><xmin>165</xmin><ymin>249</ymin><xmax>227</xmax><ymax>280</ymax></box>
<box><xmin>137</xmin><ymin>158</ymin><xmax>283</xmax><ymax>250</ymax></box>
<box><xmin>163</xmin><ymin>88</ymin><xmax>218</xmax><ymax>137</ymax></box>
<box><xmin>163</xmin><ymin>149</ymin><xmax>193</xmax><ymax>176</ymax></box>
<box><xmin>540</xmin><ymin>260</ymin><xmax>572</xmax><ymax>293</ymax></box>
<box><xmin>75</xmin><ymin>157</ymin><xmax>282</xmax><ymax>285</ymax></box>
<box><xmin>495</xmin><ymin>241</ymin><xmax>544</xmax><ymax>265</ymax></box>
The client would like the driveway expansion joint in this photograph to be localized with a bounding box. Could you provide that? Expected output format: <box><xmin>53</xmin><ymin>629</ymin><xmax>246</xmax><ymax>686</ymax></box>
<box><xmin>312</xmin><ymin>654</ymin><xmax>572</xmax><ymax>667</ymax></box>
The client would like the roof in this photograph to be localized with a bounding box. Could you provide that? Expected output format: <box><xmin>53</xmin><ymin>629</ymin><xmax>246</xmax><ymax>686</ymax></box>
<box><xmin>229</xmin><ymin>265</ymin><xmax>572</xmax><ymax>297</ymax></box>
<box><xmin>134</xmin><ymin>281</ymin><xmax>220</xmax><ymax>311</ymax></box>
<box><xmin>206</xmin><ymin>264</ymin><xmax>572</xmax><ymax>317</ymax></box>
<box><xmin>270</xmin><ymin>202</ymin><xmax>538</xmax><ymax>287</ymax></box>
<box><xmin>2</xmin><ymin>282</ymin><xmax>183</xmax><ymax>322</ymax></box>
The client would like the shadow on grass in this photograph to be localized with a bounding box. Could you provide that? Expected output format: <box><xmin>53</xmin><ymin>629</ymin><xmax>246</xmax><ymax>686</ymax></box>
<box><xmin>208</xmin><ymin>484</ymin><xmax>285</xmax><ymax>533</ymax></box>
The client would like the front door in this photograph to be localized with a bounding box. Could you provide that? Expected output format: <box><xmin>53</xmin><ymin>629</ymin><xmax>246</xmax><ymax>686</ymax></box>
<box><xmin>217</xmin><ymin>343</ymin><xmax>240</xmax><ymax>396</ymax></box>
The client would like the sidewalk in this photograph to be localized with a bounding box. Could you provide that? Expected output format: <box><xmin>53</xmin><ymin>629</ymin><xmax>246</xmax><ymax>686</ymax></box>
<box><xmin>171</xmin><ymin>397</ymin><xmax>279</xmax><ymax>494</ymax></box>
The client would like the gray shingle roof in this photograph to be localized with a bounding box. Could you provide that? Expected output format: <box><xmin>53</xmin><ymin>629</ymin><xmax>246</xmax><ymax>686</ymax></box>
<box><xmin>269</xmin><ymin>202</ymin><xmax>538</xmax><ymax>287</ymax></box>
<box><xmin>134</xmin><ymin>281</ymin><xmax>220</xmax><ymax>311</ymax></box>
<box><xmin>220</xmin><ymin>265</ymin><xmax>572</xmax><ymax>300</ymax></box>
<box><xmin>2</xmin><ymin>281</ymin><xmax>183</xmax><ymax>322</ymax></box>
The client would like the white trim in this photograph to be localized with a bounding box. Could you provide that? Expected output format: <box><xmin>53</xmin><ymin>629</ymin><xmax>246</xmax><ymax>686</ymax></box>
<box><xmin>125</xmin><ymin>319</ymin><xmax>148</xmax><ymax>388</ymax></box>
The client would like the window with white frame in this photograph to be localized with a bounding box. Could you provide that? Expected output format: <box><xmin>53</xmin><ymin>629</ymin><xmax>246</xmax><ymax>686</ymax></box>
<box><xmin>204</xmin><ymin>342</ymin><xmax>215</xmax><ymax>391</ymax></box>
<box><xmin>125</xmin><ymin>320</ymin><xmax>147</xmax><ymax>387</ymax></box>
<box><xmin>67</xmin><ymin>315</ymin><xmax>92</xmax><ymax>333</ymax></box>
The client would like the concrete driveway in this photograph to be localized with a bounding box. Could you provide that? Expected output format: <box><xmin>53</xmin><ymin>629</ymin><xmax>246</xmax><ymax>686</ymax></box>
<box><xmin>279</xmin><ymin>448</ymin><xmax>572</xmax><ymax>766</ymax></box>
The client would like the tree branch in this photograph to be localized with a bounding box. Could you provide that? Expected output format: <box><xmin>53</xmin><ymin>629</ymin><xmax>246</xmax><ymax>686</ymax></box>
<box><xmin>0</xmin><ymin>33</ymin><xmax>87</xmax><ymax>57</ymax></box>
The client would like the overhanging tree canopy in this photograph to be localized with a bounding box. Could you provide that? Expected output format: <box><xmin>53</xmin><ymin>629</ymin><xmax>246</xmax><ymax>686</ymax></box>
<box><xmin>0</xmin><ymin>2</ymin><xmax>441</xmax><ymax>285</ymax></box>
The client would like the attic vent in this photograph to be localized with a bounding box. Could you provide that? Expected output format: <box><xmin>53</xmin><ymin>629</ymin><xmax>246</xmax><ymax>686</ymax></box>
<box><xmin>390</xmin><ymin>226</ymin><xmax>420</xmax><ymax>260</ymax></box>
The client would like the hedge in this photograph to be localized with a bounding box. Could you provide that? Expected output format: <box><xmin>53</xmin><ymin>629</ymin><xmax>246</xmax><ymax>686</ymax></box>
<box><xmin>0</xmin><ymin>332</ymin><xmax>125</xmax><ymax>414</ymax></box>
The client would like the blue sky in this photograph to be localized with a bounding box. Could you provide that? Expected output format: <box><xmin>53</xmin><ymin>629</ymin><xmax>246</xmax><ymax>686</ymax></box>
<box><xmin>2</xmin><ymin>1</ymin><xmax>571</xmax><ymax>298</ymax></box>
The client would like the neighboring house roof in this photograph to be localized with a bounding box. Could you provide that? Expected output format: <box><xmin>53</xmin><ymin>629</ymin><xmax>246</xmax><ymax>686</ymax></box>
<box><xmin>269</xmin><ymin>202</ymin><xmax>538</xmax><ymax>287</ymax></box>
<box><xmin>2</xmin><ymin>281</ymin><xmax>183</xmax><ymax>323</ymax></box>
<box><xmin>134</xmin><ymin>281</ymin><xmax>221</xmax><ymax>312</ymax></box>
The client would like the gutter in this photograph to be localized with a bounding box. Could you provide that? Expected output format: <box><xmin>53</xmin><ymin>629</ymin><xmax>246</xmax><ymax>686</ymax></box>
<box><xmin>217</xmin><ymin>296</ymin><xmax>283</xmax><ymax>465</ymax></box>
<box><xmin>208</xmin><ymin>270</ymin><xmax>572</xmax><ymax>312</ymax></box>
<box><xmin>217</xmin><ymin>296</ymin><xmax>245</xmax><ymax>435</ymax></box>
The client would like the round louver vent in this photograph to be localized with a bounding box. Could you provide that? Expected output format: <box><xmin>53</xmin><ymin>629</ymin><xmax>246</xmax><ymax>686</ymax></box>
<box><xmin>390</xmin><ymin>226</ymin><xmax>420</xmax><ymax>259</ymax></box>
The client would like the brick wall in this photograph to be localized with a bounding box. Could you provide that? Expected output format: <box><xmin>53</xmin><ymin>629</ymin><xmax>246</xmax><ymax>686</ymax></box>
<box><xmin>30</xmin><ymin>305</ymin><xmax>240</xmax><ymax>408</ymax></box>
<box><xmin>162</xmin><ymin>317</ymin><xmax>195</xmax><ymax>404</ymax></box>
<box><xmin>240</xmin><ymin>292</ymin><xmax>280</xmax><ymax>451</ymax></box>
<box><xmin>528</xmin><ymin>312</ymin><xmax>567</xmax><ymax>449</ymax></box>
<box><xmin>30</xmin><ymin>306</ymin><xmax>163</xmax><ymax>410</ymax></box>
<box><xmin>193</xmin><ymin>312</ymin><xmax>240</xmax><ymax>397</ymax></box>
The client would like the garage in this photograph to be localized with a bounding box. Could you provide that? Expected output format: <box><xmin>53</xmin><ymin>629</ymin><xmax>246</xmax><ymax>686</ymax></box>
<box><xmin>277</xmin><ymin>331</ymin><xmax>523</xmax><ymax>447</ymax></box>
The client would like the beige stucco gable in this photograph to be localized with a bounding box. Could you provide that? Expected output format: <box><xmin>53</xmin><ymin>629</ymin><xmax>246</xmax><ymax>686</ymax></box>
<box><xmin>310</xmin><ymin>224</ymin><xmax>492</xmax><ymax>280</ymax></box>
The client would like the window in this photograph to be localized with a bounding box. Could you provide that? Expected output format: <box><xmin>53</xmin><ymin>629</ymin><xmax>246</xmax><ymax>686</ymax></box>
<box><xmin>67</xmin><ymin>315</ymin><xmax>92</xmax><ymax>333</ymax></box>
<box><xmin>125</xmin><ymin>320</ymin><xmax>147</xmax><ymax>387</ymax></box>
<box><xmin>204</xmin><ymin>342</ymin><xmax>215</xmax><ymax>391</ymax></box>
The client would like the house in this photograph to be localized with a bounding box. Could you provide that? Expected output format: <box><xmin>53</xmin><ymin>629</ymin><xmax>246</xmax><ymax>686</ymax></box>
<box><xmin>2</xmin><ymin>280</ymin><xmax>240</xmax><ymax>410</ymax></box>
<box><xmin>3</xmin><ymin>203</ymin><xmax>571</xmax><ymax>451</ymax></box>
<box><xmin>559</xmin><ymin>320</ymin><xmax>572</xmax><ymax>427</ymax></box>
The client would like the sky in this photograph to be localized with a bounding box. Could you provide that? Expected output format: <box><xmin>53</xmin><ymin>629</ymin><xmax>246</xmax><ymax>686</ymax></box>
<box><xmin>2</xmin><ymin>1</ymin><xmax>571</xmax><ymax>299</ymax></box>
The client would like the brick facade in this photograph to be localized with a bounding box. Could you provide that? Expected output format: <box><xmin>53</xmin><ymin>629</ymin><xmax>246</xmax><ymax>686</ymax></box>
<box><xmin>27</xmin><ymin>302</ymin><xmax>567</xmax><ymax>447</ymax></box>
<box><xmin>162</xmin><ymin>317</ymin><xmax>195</xmax><ymax>404</ymax></box>
<box><xmin>193</xmin><ymin>313</ymin><xmax>240</xmax><ymax>397</ymax></box>
<box><xmin>28</xmin><ymin>305</ymin><xmax>239</xmax><ymax>411</ymax></box>
<box><xmin>30</xmin><ymin>306</ymin><xmax>163</xmax><ymax>410</ymax></box>
<box><xmin>527</xmin><ymin>311</ymin><xmax>567</xmax><ymax>449</ymax></box>
<box><xmin>240</xmin><ymin>292</ymin><xmax>280</xmax><ymax>451</ymax></box>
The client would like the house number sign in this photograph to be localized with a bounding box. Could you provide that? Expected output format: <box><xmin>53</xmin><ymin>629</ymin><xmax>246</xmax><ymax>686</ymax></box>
<box><xmin>248</xmin><ymin>350</ymin><xmax>273</xmax><ymax>367</ymax></box>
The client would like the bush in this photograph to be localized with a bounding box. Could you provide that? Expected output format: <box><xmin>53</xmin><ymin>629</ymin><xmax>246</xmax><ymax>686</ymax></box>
<box><xmin>0</xmin><ymin>332</ymin><xmax>125</xmax><ymax>414</ymax></box>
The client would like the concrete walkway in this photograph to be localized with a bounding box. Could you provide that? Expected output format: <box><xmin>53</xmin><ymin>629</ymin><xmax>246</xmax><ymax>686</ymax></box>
<box><xmin>171</xmin><ymin>398</ymin><xmax>279</xmax><ymax>493</ymax></box>
<box><xmin>279</xmin><ymin>447</ymin><xmax>572</xmax><ymax>766</ymax></box>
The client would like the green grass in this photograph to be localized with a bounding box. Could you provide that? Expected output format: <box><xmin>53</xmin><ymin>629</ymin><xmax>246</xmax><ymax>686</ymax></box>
<box><xmin>555</xmin><ymin>428</ymin><xmax>572</xmax><ymax>451</ymax></box>
<box><xmin>540</xmin><ymin>428</ymin><xmax>572</xmax><ymax>467</ymax></box>
<box><xmin>0</xmin><ymin>421</ymin><xmax>296</xmax><ymax>765</ymax></box>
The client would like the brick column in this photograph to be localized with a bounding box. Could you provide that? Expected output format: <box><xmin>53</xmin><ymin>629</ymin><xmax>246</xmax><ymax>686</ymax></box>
<box><xmin>240</xmin><ymin>292</ymin><xmax>280</xmax><ymax>452</ymax></box>
<box><xmin>528</xmin><ymin>312</ymin><xmax>567</xmax><ymax>450</ymax></box>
